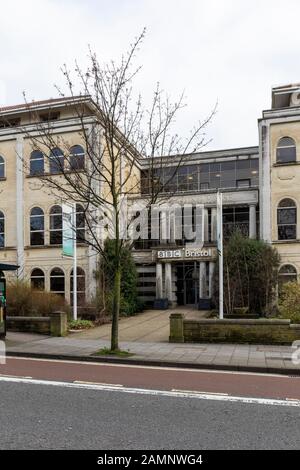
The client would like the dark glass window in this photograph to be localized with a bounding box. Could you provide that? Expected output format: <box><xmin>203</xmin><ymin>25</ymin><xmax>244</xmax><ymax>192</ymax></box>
<box><xmin>0</xmin><ymin>156</ymin><xmax>5</xmax><ymax>178</ymax></box>
<box><xmin>278</xmin><ymin>198</ymin><xmax>297</xmax><ymax>240</ymax></box>
<box><xmin>31</xmin><ymin>268</ymin><xmax>45</xmax><ymax>290</ymax></box>
<box><xmin>50</xmin><ymin>205</ymin><xmax>63</xmax><ymax>245</ymax></box>
<box><xmin>70</xmin><ymin>267</ymin><xmax>86</xmax><ymax>305</ymax></box>
<box><xmin>276</xmin><ymin>137</ymin><xmax>296</xmax><ymax>164</ymax></box>
<box><xmin>236</xmin><ymin>179</ymin><xmax>250</xmax><ymax>188</ymax></box>
<box><xmin>50</xmin><ymin>268</ymin><xmax>65</xmax><ymax>296</ymax></box>
<box><xmin>30</xmin><ymin>151</ymin><xmax>44</xmax><ymax>176</ymax></box>
<box><xmin>76</xmin><ymin>204</ymin><xmax>85</xmax><ymax>242</ymax></box>
<box><xmin>0</xmin><ymin>211</ymin><xmax>4</xmax><ymax>247</ymax></box>
<box><xmin>49</xmin><ymin>148</ymin><xmax>64</xmax><ymax>174</ymax></box>
<box><xmin>278</xmin><ymin>264</ymin><xmax>297</xmax><ymax>289</ymax></box>
<box><xmin>223</xmin><ymin>206</ymin><xmax>249</xmax><ymax>239</ymax></box>
<box><xmin>140</xmin><ymin>158</ymin><xmax>259</xmax><ymax>195</ymax></box>
<box><xmin>30</xmin><ymin>207</ymin><xmax>44</xmax><ymax>246</ymax></box>
<box><xmin>70</xmin><ymin>145</ymin><xmax>85</xmax><ymax>170</ymax></box>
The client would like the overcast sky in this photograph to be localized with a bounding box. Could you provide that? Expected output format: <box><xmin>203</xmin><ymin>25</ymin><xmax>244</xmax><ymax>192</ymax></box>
<box><xmin>2</xmin><ymin>0</ymin><xmax>300</xmax><ymax>150</ymax></box>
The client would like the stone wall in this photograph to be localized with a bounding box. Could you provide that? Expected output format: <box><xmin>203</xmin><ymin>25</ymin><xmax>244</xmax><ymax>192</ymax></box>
<box><xmin>169</xmin><ymin>314</ymin><xmax>300</xmax><ymax>345</ymax></box>
<box><xmin>7</xmin><ymin>311</ymin><xmax>67</xmax><ymax>337</ymax></box>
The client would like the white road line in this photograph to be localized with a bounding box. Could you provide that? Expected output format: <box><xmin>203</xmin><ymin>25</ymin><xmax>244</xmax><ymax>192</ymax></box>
<box><xmin>5</xmin><ymin>355</ymin><xmax>297</xmax><ymax>379</ymax></box>
<box><xmin>0</xmin><ymin>375</ymin><xmax>299</xmax><ymax>408</ymax></box>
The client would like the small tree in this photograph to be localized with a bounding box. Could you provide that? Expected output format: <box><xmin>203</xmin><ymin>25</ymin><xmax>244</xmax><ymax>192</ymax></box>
<box><xmin>102</xmin><ymin>239</ymin><xmax>141</xmax><ymax>316</ymax></box>
<box><xmin>20</xmin><ymin>30</ymin><xmax>215</xmax><ymax>350</ymax></box>
<box><xmin>213</xmin><ymin>232</ymin><xmax>280</xmax><ymax>315</ymax></box>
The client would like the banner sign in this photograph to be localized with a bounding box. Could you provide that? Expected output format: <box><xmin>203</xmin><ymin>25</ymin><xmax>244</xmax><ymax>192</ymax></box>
<box><xmin>62</xmin><ymin>204</ymin><xmax>74</xmax><ymax>257</ymax></box>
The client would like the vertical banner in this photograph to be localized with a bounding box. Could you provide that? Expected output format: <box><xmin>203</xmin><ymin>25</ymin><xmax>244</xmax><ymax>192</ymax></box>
<box><xmin>62</xmin><ymin>203</ymin><xmax>77</xmax><ymax>321</ymax></box>
<box><xmin>217</xmin><ymin>191</ymin><xmax>223</xmax><ymax>319</ymax></box>
<box><xmin>62</xmin><ymin>204</ymin><xmax>74</xmax><ymax>258</ymax></box>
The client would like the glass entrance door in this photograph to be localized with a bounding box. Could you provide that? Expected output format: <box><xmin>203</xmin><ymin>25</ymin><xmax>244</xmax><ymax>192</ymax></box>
<box><xmin>176</xmin><ymin>262</ymin><xmax>198</xmax><ymax>306</ymax></box>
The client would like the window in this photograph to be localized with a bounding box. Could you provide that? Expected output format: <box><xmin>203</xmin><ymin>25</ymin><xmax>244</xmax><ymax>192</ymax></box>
<box><xmin>39</xmin><ymin>112</ymin><xmax>60</xmax><ymax>122</ymax></box>
<box><xmin>70</xmin><ymin>145</ymin><xmax>85</xmax><ymax>170</ymax></box>
<box><xmin>50</xmin><ymin>205</ymin><xmax>62</xmax><ymax>245</ymax></box>
<box><xmin>30</xmin><ymin>207</ymin><xmax>44</xmax><ymax>246</ymax></box>
<box><xmin>76</xmin><ymin>204</ymin><xmax>85</xmax><ymax>242</ymax></box>
<box><xmin>70</xmin><ymin>267</ymin><xmax>86</xmax><ymax>305</ymax></box>
<box><xmin>278</xmin><ymin>264</ymin><xmax>297</xmax><ymax>288</ymax></box>
<box><xmin>276</xmin><ymin>137</ymin><xmax>296</xmax><ymax>164</ymax></box>
<box><xmin>50</xmin><ymin>268</ymin><xmax>65</xmax><ymax>296</ymax></box>
<box><xmin>30</xmin><ymin>150</ymin><xmax>44</xmax><ymax>176</ymax></box>
<box><xmin>0</xmin><ymin>156</ymin><xmax>5</xmax><ymax>178</ymax></box>
<box><xmin>31</xmin><ymin>268</ymin><xmax>45</xmax><ymax>290</ymax></box>
<box><xmin>0</xmin><ymin>211</ymin><xmax>4</xmax><ymax>248</ymax></box>
<box><xmin>278</xmin><ymin>198</ymin><xmax>297</xmax><ymax>240</ymax></box>
<box><xmin>49</xmin><ymin>147</ymin><xmax>64</xmax><ymax>174</ymax></box>
<box><xmin>236</xmin><ymin>179</ymin><xmax>250</xmax><ymax>188</ymax></box>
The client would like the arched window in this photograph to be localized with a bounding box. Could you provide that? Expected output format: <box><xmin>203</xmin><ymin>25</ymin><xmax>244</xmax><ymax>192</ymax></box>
<box><xmin>31</xmin><ymin>268</ymin><xmax>45</xmax><ymax>290</ymax></box>
<box><xmin>278</xmin><ymin>264</ymin><xmax>298</xmax><ymax>288</ymax></box>
<box><xmin>30</xmin><ymin>207</ymin><xmax>44</xmax><ymax>246</ymax></box>
<box><xmin>30</xmin><ymin>150</ymin><xmax>44</xmax><ymax>176</ymax></box>
<box><xmin>70</xmin><ymin>267</ymin><xmax>86</xmax><ymax>305</ymax></box>
<box><xmin>49</xmin><ymin>147</ymin><xmax>64</xmax><ymax>174</ymax></box>
<box><xmin>276</xmin><ymin>137</ymin><xmax>296</xmax><ymax>164</ymax></box>
<box><xmin>50</xmin><ymin>268</ymin><xmax>65</xmax><ymax>296</ymax></box>
<box><xmin>278</xmin><ymin>198</ymin><xmax>297</xmax><ymax>240</ymax></box>
<box><xmin>50</xmin><ymin>205</ymin><xmax>62</xmax><ymax>245</ymax></box>
<box><xmin>0</xmin><ymin>156</ymin><xmax>5</xmax><ymax>178</ymax></box>
<box><xmin>76</xmin><ymin>204</ymin><xmax>85</xmax><ymax>242</ymax></box>
<box><xmin>70</xmin><ymin>145</ymin><xmax>85</xmax><ymax>170</ymax></box>
<box><xmin>0</xmin><ymin>211</ymin><xmax>4</xmax><ymax>248</ymax></box>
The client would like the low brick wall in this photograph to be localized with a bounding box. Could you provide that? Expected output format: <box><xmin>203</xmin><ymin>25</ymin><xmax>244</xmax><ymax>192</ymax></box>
<box><xmin>169</xmin><ymin>314</ymin><xmax>300</xmax><ymax>345</ymax></box>
<box><xmin>7</xmin><ymin>311</ymin><xmax>67</xmax><ymax>337</ymax></box>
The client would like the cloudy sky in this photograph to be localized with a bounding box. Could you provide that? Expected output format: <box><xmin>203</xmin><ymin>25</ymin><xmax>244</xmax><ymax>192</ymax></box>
<box><xmin>2</xmin><ymin>0</ymin><xmax>300</xmax><ymax>150</ymax></box>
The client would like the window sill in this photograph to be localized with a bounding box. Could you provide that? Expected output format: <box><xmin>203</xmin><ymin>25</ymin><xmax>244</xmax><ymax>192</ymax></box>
<box><xmin>25</xmin><ymin>243</ymin><xmax>87</xmax><ymax>249</ymax></box>
<box><xmin>273</xmin><ymin>162</ymin><xmax>300</xmax><ymax>167</ymax></box>
<box><xmin>272</xmin><ymin>239</ymin><xmax>300</xmax><ymax>244</ymax></box>
<box><xmin>0</xmin><ymin>177</ymin><xmax>7</xmax><ymax>181</ymax></box>
<box><xmin>26</xmin><ymin>169</ymin><xmax>85</xmax><ymax>178</ymax></box>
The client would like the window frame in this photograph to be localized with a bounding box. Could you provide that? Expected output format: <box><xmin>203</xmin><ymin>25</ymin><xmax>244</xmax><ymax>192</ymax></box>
<box><xmin>277</xmin><ymin>198</ymin><xmax>297</xmax><ymax>241</ymax></box>
<box><xmin>30</xmin><ymin>207</ymin><xmax>45</xmax><ymax>246</ymax></box>
<box><xmin>276</xmin><ymin>137</ymin><xmax>296</xmax><ymax>164</ymax></box>
<box><xmin>0</xmin><ymin>156</ymin><xmax>5</xmax><ymax>179</ymax></box>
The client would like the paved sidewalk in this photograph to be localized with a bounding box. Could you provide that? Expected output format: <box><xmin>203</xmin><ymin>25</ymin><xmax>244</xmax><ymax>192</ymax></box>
<box><xmin>4</xmin><ymin>331</ymin><xmax>300</xmax><ymax>374</ymax></box>
<box><xmin>72</xmin><ymin>307</ymin><xmax>207</xmax><ymax>343</ymax></box>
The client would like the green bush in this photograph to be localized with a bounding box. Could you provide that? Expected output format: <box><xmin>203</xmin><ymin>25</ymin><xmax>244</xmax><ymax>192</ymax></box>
<box><xmin>213</xmin><ymin>232</ymin><xmax>280</xmax><ymax>315</ymax></box>
<box><xmin>278</xmin><ymin>282</ymin><xmax>300</xmax><ymax>324</ymax></box>
<box><xmin>68</xmin><ymin>319</ymin><xmax>94</xmax><ymax>330</ymax></box>
<box><xmin>6</xmin><ymin>280</ymin><xmax>70</xmax><ymax>317</ymax></box>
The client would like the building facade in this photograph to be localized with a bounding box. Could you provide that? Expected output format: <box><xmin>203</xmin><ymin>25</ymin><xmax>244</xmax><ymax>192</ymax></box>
<box><xmin>1</xmin><ymin>83</ymin><xmax>300</xmax><ymax>309</ymax></box>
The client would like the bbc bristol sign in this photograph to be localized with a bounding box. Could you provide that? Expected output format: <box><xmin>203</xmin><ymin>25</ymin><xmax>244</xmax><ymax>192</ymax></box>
<box><xmin>157</xmin><ymin>248</ymin><xmax>213</xmax><ymax>260</ymax></box>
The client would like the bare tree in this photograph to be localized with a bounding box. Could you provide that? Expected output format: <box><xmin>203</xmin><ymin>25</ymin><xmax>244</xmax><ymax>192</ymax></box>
<box><xmin>22</xmin><ymin>29</ymin><xmax>215</xmax><ymax>351</ymax></box>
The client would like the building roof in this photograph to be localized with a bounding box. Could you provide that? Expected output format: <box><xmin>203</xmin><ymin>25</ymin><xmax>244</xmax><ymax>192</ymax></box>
<box><xmin>0</xmin><ymin>95</ymin><xmax>91</xmax><ymax>115</ymax></box>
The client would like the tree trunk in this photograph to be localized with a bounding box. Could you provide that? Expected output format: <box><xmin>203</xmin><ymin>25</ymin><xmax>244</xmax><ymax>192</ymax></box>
<box><xmin>111</xmin><ymin>263</ymin><xmax>121</xmax><ymax>351</ymax></box>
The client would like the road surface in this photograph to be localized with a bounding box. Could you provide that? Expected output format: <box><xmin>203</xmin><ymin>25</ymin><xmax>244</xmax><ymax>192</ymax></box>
<box><xmin>0</xmin><ymin>357</ymin><xmax>299</xmax><ymax>449</ymax></box>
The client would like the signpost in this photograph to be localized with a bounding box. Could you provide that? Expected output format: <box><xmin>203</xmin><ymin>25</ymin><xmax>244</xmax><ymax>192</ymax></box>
<box><xmin>217</xmin><ymin>191</ymin><xmax>223</xmax><ymax>319</ymax></box>
<box><xmin>62</xmin><ymin>203</ymin><xmax>77</xmax><ymax>321</ymax></box>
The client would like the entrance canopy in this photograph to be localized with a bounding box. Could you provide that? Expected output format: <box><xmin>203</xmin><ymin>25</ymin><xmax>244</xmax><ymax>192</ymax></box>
<box><xmin>0</xmin><ymin>263</ymin><xmax>19</xmax><ymax>271</ymax></box>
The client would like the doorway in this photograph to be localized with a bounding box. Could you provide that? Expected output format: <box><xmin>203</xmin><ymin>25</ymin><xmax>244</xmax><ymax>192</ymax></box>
<box><xmin>176</xmin><ymin>262</ymin><xmax>199</xmax><ymax>306</ymax></box>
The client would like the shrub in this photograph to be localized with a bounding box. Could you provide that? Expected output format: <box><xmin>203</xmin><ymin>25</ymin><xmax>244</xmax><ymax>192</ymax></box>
<box><xmin>213</xmin><ymin>232</ymin><xmax>280</xmax><ymax>315</ymax></box>
<box><xmin>278</xmin><ymin>282</ymin><xmax>300</xmax><ymax>324</ymax></box>
<box><xmin>6</xmin><ymin>280</ymin><xmax>70</xmax><ymax>317</ymax></box>
<box><xmin>68</xmin><ymin>319</ymin><xmax>94</xmax><ymax>330</ymax></box>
